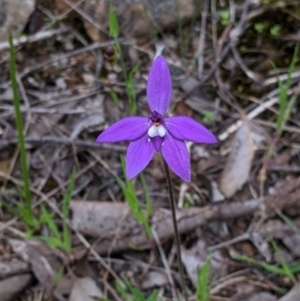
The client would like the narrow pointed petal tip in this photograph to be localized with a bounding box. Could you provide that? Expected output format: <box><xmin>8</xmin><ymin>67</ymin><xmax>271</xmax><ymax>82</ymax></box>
<box><xmin>96</xmin><ymin>117</ymin><xmax>148</xmax><ymax>143</ymax></box>
<box><xmin>165</xmin><ymin>116</ymin><xmax>218</xmax><ymax>144</ymax></box>
<box><xmin>147</xmin><ymin>55</ymin><xmax>172</xmax><ymax>115</ymax></box>
<box><xmin>126</xmin><ymin>135</ymin><xmax>155</xmax><ymax>179</ymax></box>
<box><xmin>161</xmin><ymin>134</ymin><xmax>191</xmax><ymax>182</ymax></box>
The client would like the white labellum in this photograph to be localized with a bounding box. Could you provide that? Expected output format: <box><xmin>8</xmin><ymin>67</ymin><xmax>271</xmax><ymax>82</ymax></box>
<box><xmin>148</xmin><ymin>124</ymin><xmax>166</xmax><ymax>138</ymax></box>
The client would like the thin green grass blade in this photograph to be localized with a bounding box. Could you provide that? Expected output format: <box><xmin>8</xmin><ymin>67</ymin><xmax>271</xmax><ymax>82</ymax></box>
<box><xmin>9</xmin><ymin>33</ymin><xmax>33</xmax><ymax>216</ymax></box>
<box><xmin>118</xmin><ymin>156</ymin><xmax>152</xmax><ymax>238</ymax></box>
<box><xmin>17</xmin><ymin>202</ymin><xmax>38</xmax><ymax>230</ymax></box>
<box><xmin>61</xmin><ymin>169</ymin><xmax>76</xmax><ymax>253</ymax></box>
<box><xmin>124</xmin><ymin>277</ymin><xmax>145</xmax><ymax>300</ymax></box>
<box><xmin>108</xmin><ymin>3</ymin><xmax>137</xmax><ymax>114</ymax></box>
<box><xmin>39</xmin><ymin>236</ymin><xmax>63</xmax><ymax>249</ymax></box>
<box><xmin>116</xmin><ymin>277</ymin><xmax>157</xmax><ymax>301</ymax></box>
<box><xmin>140</xmin><ymin>173</ymin><xmax>152</xmax><ymax>219</ymax></box>
<box><xmin>278</xmin><ymin>211</ymin><xmax>300</xmax><ymax>235</ymax></box>
<box><xmin>276</xmin><ymin>44</ymin><xmax>299</xmax><ymax>133</ymax></box>
<box><xmin>116</xmin><ymin>177</ymin><xmax>144</xmax><ymax>223</ymax></box>
<box><xmin>286</xmin><ymin>44</ymin><xmax>299</xmax><ymax>89</ymax></box>
<box><xmin>0</xmin><ymin>199</ymin><xmax>20</xmax><ymax>218</ymax></box>
<box><xmin>51</xmin><ymin>266</ymin><xmax>64</xmax><ymax>287</ymax></box>
<box><xmin>109</xmin><ymin>1</ymin><xmax>119</xmax><ymax>38</ymax></box>
<box><xmin>234</xmin><ymin>253</ymin><xmax>288</xmax><ymax>276</ymax></box>
<box><xmin>109</xmin><ymin>88</ymin><xmax>120</xmax><ymax>107</ymax></box>
<box><xmin>127</xmin><ymin>62</ymin><xmax>140</xmax><ymax>114</ymax></box>
<box><xmin>40</xmin><ymin>204</ymin><xmax>61</xmax><ymax>239</ymax></box>
<box><xmin>146</xmin><ymin>291</ymin><xmax>159</xmax><ymax>301</ymax></box>
<box><xmin>184</xmin><ymin>0</ymin><xmax>201</xmax><ymax>54</ymax></box>
<box><xmin>269</xmin><ymin>238</ymin><xmax>296</xmax><ymax>282</ymax></box>
<box><xmin>116</xmin><ymin>280</ymin><xmax>131</xmax><ymax>301</ymax></box>
<box><xmin>287</xmin><ymin>263</ymin><xmax>300</xmax><ymax>274</ymax></box>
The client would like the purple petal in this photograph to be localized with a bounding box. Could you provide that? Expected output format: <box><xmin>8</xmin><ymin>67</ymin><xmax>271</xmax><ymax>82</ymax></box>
<box><xmin>151</xmin><ymin>136</ymin><xmax>163</xmax><ymax>151</ymax></box>
<box><xmin>161</xmin><ymin>133</ymin><xmax>191</xmax><ymax>182</ymax></box>
<box><xmin>126</xmin><ymin>135</ymin><xmax>155</xmax><ymax>179</ymax></box>
<box><xmin>147</xmin><ymin>56</ymin><xmax>172</xmax><ymax>115</ymax></box>
<box><xmin>165</xmin><ymin>116</ymin><xmax>217</xmax><ymax>144</ymax></box>
<box><xmin>96</xmin><ymin>117</ymin><xmax>148</xmax><ymax>143</ymax></box>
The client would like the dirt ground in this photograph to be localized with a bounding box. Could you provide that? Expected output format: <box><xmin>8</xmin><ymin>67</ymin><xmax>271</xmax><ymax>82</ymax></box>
<box><xmin>1</xmin><ymin>0</ymin><xmax>300</xmax><ymax>300</ymax></box>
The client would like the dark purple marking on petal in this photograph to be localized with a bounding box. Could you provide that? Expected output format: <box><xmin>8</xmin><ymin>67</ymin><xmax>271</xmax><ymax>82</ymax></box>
<box><xmin>96</xmin><ymin>117</ymin><xmax>148</xmax><ymax>143</ymax></box>
<box><xmin>151</xmin><ymin>136</ymin><xmax>163</xmax><ymax>151</ymax></box>
<box><xmin>149</xmin><ymin>111</ymin><xmax>163</xmax><ymax>126</ymax></box>
<box><xmin>126</xmin><ymin>134</ymin><xmax>155</xmax><ymax>179</ymax></box>
<box><xmin>161</xmin><ymin>133</ymin><xmax>191</xmax><ymax>182</ymax></box>
<box><xmin>147</xmin><ymin>56</ymin><xmax>172</xmax><ymax>115</ymax></box>
<box><xmin>165</xmin><ymin>116</ymin><xmax>217</xmax><ymax>144</ymax></box>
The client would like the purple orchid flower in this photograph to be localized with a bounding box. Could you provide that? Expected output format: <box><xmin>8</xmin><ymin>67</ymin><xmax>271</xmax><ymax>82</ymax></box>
<box><xmin>96</xmin><ymin>55</ymin><xmax>217</xmax><ymax>181</ymax></box>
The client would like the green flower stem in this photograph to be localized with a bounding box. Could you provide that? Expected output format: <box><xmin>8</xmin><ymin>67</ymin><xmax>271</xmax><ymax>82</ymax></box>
<box><xmin>162</xmin><ymin>157</ymin><xmax>188</xmax><ymax>301</ymax></box>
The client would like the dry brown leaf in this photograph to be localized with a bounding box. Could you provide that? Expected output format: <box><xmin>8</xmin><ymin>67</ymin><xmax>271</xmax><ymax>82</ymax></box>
<box><xmin>181</xmin><ymin>237</ymin><xmax>227</xmax><ymax>287</ymax></box>
<box><xmin>81</xmin><ymin>0</ymin><xmax>202</xmax><ymax>44</ymax></box>
<box><xmin>278</xmin><ymin>283</ymin><xmax>300</xmax><ymax>301</ymax></box>
<box><xmin>220</xmin><ymin>121</ymin><xmax>255</xmax><ymax>198</ymax></box>
<box><xmin>69</xmin><ymin>94</ymin><xmax>104</xmax><ymax>139</ymax></box>
<box><xmin>68</xmin><ymin>277</ymin><xmax>103</xmax><ymax>301</ymax></box>
<box><xmin>0</xmin><ymin>273</ymin><xmax>32</xmax><ymax>301</ymax></box>
<box><xmin>244</xmin><ymin>291</ymin><xmax>277</xmax><ymax>301</ymax></box>
<box><xmin>211</xmin><ymin>180</ymin><xmax>225</xmax><ymax>202</ymax></box>
<box><xmin>250</xmin><ymin>231</ymin><xmax>272</xmax><ymax>262</ymax></box>
<box><xmin>0</xmin><ymin>259</ymin><xmax>30</xmax><ymax>279</ymax></box>
<box><xmin>70</xmin><ymin>201</ymin><xmax>140</xmax><ymax>238</ymax></box>
<box><xmin>0</xmin><ymin>158</ymin><xmax>11</xmax><ymax>182</ymax></box>
<box><xmin>0</xmin><ymin>0</ymin><xmax>35</xmax><ymax>41</ymax></box>
<box><xmin>141</xmin><ymin>271</ymin><xmax>168</xmax><ymax>290</ymax></box>
<box><xmin>282</xmin><ymin>233</ymin><xmax>300</xmax><ymax>257</ymax></box>
<box><xmin>9</xmin><ymin>239</ymin><xmax>63</xmax><ymax>291</ymax></box>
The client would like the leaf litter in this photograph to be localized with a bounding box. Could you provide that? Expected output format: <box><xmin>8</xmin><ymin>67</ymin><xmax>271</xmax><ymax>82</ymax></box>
<box><xmin>220</xmin><ymin>120</ymin><xmax>256</xmax><ymax>198</ymax></box>
<box><xmin>1</xmin><ymin>0</ymin><xmax>300</xmax><ymax>300</ymax></box>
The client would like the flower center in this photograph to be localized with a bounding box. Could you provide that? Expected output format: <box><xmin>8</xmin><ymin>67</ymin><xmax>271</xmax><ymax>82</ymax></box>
<box><xmin>148</xmin><ymin>111</ymin><xmax>166</xmax><ymax>138</ymax></box>
<box><xmin>149</xmin><ymin>111</ymin><xmax>162</xmax><ymax>125</ymax></box>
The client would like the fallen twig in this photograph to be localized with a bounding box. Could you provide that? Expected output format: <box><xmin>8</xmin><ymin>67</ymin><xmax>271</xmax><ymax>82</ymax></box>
<box><xmin>0</xmin><ymin>28</ymin><xmax>69</xmax><ymax>51</ymax></box>
<box><xmin>0</xmin><ymin>136</ymin><xmax>126</xmax><ymax>152</ymax></box>
<box><xmin>70</xmin><ymin>177</ymin><xmax>300</xmax><ymax>255</ymax></box>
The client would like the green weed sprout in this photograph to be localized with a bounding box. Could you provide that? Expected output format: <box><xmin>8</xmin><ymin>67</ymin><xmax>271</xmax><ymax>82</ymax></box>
<box><xmin>39</xmin><ymin>170</ymin><xmax>75</xmax><ymax>253</ymax></box>
<box><xmin>196</xmin><ymin>257</ymin><xmax>211</xmax><ymax>301</ymax></box>
<box><xmin>116</xmin><ymin>156</ymin><xmax>152</xmax><ymax>238</ymax></box>
<box><xmin>116</xmin><ymin>277</ymin><xmax>158</xmax><ymax>301</ymax></box>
